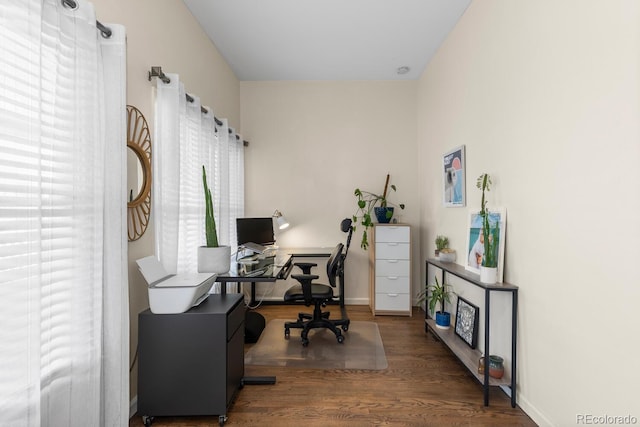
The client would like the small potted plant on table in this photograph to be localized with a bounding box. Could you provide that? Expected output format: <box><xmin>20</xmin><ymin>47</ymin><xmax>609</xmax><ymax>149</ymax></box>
<box><xmin>435</xmin><ymin>235</ymin><xmax>449</xmax><ymax>258</ymax></box>
<box><xmin>417</xmin><ymin>277</ymin><xmax>453</xmax><ymax>329</ymax></box>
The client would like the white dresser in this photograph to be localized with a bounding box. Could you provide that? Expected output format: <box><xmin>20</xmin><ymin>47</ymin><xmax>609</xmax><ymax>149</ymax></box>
<box><xmin>369</xmin><ymin>224</ymin><xmax>412</xmax><ymax>316</ymax></box>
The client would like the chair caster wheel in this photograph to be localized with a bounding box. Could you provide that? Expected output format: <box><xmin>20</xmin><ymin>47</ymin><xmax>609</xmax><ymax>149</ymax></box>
<box><xmin>336</xmin><ymin>334</ymin><xmax>345</xmax><ymax>344</ymax></box>
<box><xmin>302</xmin><ymin>338</ymin><xmax>309</xmax><ymax>347</ymax></box>
<box><xmin>284</xmin><ymin>328</ymin><xmax>290</xmax><ymax>339</ymax></box>
<box><xmin>342</xmin><ymin>324</ymin><xmax>349</xmax><ymax>332</ymax></box>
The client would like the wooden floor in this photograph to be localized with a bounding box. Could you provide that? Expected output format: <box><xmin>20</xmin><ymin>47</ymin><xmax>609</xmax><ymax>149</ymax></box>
<box><xmin>130</xmin><ymin>304</ymin><xmax>536</xmax><ymax>427</ymax></box>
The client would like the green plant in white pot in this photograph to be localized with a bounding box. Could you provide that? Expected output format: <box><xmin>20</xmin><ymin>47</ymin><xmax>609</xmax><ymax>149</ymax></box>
<box><xmin>197</xmin><ymin>165</ymin><xmax>231</xmax><ymax>274</ymax></box>
<box><xmin>477</xmin><ymin>173</ymin><xmax>499</xmax><ymax>283</ymax></box>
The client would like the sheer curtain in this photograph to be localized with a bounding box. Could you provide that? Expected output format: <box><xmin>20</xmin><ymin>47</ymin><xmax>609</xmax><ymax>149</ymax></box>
<box><xmin>154</xmin><ymin>76</ymin><xmax>244</xmax><ymax>275</ymax></box>
<box><xmin>0</xmin><ymin>1</ymin><xmax>128</xmax><ymax>426</ymax></box>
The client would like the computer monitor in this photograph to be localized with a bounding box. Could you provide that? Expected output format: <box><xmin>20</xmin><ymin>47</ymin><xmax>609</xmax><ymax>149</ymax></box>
<box><xmin>236</xmin><ymin>217</ymin><xmax>275</xmax><ymax>247</ymax></box>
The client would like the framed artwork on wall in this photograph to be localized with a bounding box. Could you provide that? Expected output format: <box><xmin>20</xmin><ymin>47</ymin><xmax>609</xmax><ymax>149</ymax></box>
<box><xmin>465</xmin><ymin>208</ymin><xmax>506</xmax><ymax>282</ymax></box>
<box><xmin>443</xmin><ymin>145</ymin><xmax>465</xmax><ymax>207</ymax></box>
<box><xmin>455</xmin><ymin>296</ymin><xmax>479</xmax><ymax>349</ymax></box>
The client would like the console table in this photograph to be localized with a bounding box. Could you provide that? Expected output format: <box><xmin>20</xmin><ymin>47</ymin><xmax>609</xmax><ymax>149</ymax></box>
<box><xmin>137</xmin><ymin>293</ymin><xmax>245</xmax><ymax>426</ymax></box>
<box><xmin>425</xmin><ymin>259</ymin><xmax>518</xmax><ymax>408</ymax></box>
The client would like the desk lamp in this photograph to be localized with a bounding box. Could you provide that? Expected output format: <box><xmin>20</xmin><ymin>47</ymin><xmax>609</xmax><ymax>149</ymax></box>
<box><xmin>273</xmin><ymin>209</ymin><xmax>290</xmax><ymax>230</ymax></box>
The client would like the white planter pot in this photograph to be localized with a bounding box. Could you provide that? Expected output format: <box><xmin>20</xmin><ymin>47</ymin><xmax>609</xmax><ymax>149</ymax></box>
<box><xmin>480</xmin><ymin>266</ymin><xmax>497</xmax><ymax>284</ymax></box>
<box><xmin>197</xmin><ymin>246</ymin><xmax>231</xmax><ymax>274</ymax></box>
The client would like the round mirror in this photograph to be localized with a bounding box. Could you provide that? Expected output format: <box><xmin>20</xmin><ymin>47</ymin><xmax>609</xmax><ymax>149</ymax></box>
<box><xmin>127</xmin><ymin>105</ymin><xmax>152</xmax><ymax>241</ymax></box>
<box><xmin>127</xmin><ymin>147</ymin><xmax>144</xmax><ymax>202</ymax></box>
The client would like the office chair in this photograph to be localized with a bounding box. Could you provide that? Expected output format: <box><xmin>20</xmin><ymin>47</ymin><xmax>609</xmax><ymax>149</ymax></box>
<box><xmin>283</xmin><ymin>219</ymin><xmax>352</xmax><ymax>346</ymax></box>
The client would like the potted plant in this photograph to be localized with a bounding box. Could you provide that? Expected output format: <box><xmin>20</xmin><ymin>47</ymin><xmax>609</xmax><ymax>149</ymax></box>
<box><xmin>435</xmin><ymin>235</ymin><xmax>449</xmax><ymax>258</ymax></box>
<box><xmin>476</xmin><ymin>173</ymin><xmax>499</xmax><ymax>284</ymax></box>
<box><xmin>353</xmin><ymin>174</ymin><xmax>405</xmax><ymax>249</ymax></box>
<box><xmin>417</xmin><ymin>276</ymin><xmax>453</xmax><ymax>329</ymax></box>
<box><xmin>197</xmin><ymin>165</ymin><xmax>231</xmax><ymax>274</ymax></box>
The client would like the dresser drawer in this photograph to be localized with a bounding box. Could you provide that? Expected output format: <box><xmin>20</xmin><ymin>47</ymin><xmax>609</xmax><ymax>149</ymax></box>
<box><xmin>375</xmin><ymin>276</ymin><xmax>410</xmax><ymax>294</ymax></box>
<box><xmin>375</xmin><ymin>226</ymin><xmax>410</xmax><ymax>243</ymax></box>
<box><xmin>375</xmin><ymin>292</ymin><xmax>410</xmax><ymax>311</ymax></box>
<box><xmin>375</xmin><ymin>259</ymin><xmax>410</xmax><ymax>277</ymax></box>
<box><xmin>375</xmin><ymin>242</ymin><xmax>409</xmax><ymax>260</ymax></box>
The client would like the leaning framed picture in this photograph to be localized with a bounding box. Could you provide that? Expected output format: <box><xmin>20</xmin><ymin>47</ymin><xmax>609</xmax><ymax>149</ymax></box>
<box><xmin>465</xmin><ymin>208</ymin><xmax>506</xmax><ymax>282</ymax></box>
<box><xmin>443</xmin><ymin>145</ymin><xmax>465</xmax><ymax>207</ymax></box>
<box><xmin>455</xmin><ymin>296</ymin><xmax>479</xmax><ymax>349</ymax></box>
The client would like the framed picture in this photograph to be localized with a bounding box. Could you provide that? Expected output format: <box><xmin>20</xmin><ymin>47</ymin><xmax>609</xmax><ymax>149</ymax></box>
<box><xmin>455</xmin><ymin>297</ymin><xmax>479</xmax><ymax>349</ymax></box>
<box><xmin>465</xmin><ymin>208</ymin><xmax>506</xmax><ymax>282</ymax></box>
<box><xmin>443</xmin><ymin>145</ymin><xmax>465</xmax><ymax>207</ymax></box>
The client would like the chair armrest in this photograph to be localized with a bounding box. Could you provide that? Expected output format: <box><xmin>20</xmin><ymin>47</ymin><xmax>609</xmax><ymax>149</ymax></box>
<box><xmin>294</xmin><ymin>262</ymin><xmax>317</xmax><ymax>275</ymax></box>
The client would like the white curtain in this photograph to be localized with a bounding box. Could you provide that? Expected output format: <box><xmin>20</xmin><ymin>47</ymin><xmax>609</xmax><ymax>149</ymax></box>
<box><xmin>154</xmin><ymin>76</ymin><xmax>244</xmax><ymax>275</ymax></box>
<box><xmin>0</xmin><ymin>1</ymin><xmax>129</xmax><ymax>426</ymax></box>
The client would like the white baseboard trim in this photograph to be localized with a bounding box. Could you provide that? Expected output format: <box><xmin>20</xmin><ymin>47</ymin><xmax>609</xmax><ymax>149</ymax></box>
<box><xmin>129</xmin><ymin>395</ymin><xmax>137</xmax><ymax>419</ymax></box>
<box><xmin>515</xmin><ymin>393</ymin><xmax>553</xmax><ymax>427</ymax></box>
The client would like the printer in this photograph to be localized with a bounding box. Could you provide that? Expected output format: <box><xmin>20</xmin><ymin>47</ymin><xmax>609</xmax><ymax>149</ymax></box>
<box><xmin>136</xmin><ymin>256</ymin><xmax>217</xmax><ymax>314</ymax></box>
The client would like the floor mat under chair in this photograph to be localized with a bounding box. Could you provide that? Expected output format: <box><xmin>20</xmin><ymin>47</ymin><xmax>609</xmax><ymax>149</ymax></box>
<box><xmin>244</xmin><ymin>319</ymin><xmax>388</xmax><ymax>370</ymax></box>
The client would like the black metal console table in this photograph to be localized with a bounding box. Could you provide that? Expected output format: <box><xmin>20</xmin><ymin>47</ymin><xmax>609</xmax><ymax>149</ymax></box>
<box><xmin>425</xmin><ymin>259</ymin><xmax>518</xmax><ymax>408</ymax></box>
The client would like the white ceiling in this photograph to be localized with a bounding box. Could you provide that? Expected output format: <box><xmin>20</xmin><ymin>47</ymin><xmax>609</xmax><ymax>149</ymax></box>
<box><xmin>181</xmin><ymin>0</ymin><xmax>471</xmax><ymax>81</ymax></box>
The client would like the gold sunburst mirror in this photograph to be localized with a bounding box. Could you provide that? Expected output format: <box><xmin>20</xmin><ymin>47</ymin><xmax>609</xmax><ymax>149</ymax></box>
<box><xmin>127</xmin><ymin>105</ymin><xmax>152</xmax><ymax>241</ymax></box>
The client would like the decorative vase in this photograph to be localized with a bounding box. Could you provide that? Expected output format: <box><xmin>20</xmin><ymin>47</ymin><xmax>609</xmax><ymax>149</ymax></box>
<box><xmin>480</xmin><ymin>266</ymin><xmax>497</xmax><ymax>284</ymax></box>
<box><xmin>374</xmin><ymin>206</ymin><xmax>394</xmax><ymax>223</ymax></box>
<box><xmin>435</xmin><ymin>311</ymin><xmax>450</xmax><ymax>329</ymax></box>
<box><xmin>197</xmin><ymin>245</ymin><xmax>231</xmax><ymax>274</ymax></box>
<box><xmin>438</xmin><ymin>250</ymin><xmax>456</xmax><ymax>263</ymax></box>
<box><xmin>488</xmin><ymin>355</ymin><xmax>504</xmax><ymax>379</ymax></box>
<box><xmin>478</xmin><ymin>356</ymin><xmax>485</xmax><ymax>374</ymax></box>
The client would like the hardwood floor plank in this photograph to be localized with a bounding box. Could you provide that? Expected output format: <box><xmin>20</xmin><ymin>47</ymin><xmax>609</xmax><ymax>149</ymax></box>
<box><xmin>130</xmin><ymin>304</ymin><xmax>536</xmax><ymax>426</ymax></box>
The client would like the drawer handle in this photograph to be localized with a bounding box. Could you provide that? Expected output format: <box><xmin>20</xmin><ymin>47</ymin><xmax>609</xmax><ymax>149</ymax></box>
<box><xmin>387</xmin><ymin>293</ymin><xmax>399</xmax><ymax>297</ymax></box>
<box><xmin>387</xmin><ymin>276</ymin><xmax>398</xmax><ymax>280</ymax></box>
<box><xmin>387</xmin><ymin>259</ymin><xmax>399</xmax><ymax>263</ymax></box>
<box><xmin>387</xmin><ymin>242</ymin><xmax>398</xmax><ymax>246</ymax></box>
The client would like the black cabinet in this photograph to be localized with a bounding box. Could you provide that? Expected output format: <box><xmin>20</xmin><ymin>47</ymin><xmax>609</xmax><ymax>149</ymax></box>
<box><xmin>137</xmin><ymin>293</ymin><xmax>245</xmax><ymax>426</ymax></box>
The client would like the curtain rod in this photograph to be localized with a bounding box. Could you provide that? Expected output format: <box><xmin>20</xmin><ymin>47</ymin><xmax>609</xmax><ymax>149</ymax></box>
<box><xmin>149</xmin><ymin>66</ymin><xmax>250</xmax><ymax>147</ymax></box>
<box><xmin>61</xmin><ymin>0</ymin><xmax>112</xmax><ymax>38</ymax></box>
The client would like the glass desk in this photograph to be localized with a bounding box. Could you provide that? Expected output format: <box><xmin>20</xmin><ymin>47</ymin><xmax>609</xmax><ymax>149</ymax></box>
<box><xmin>216</xmin><ymin>252</ymin><xmax>295</xmax><ymax>304</ymax></box>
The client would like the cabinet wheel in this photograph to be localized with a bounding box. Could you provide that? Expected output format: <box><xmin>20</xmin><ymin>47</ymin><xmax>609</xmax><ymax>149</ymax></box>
<box><xmin>219</xmin><ymin>415</ymin><xmax>227</xmax><ymax>426</ymax></box>
<box><xmin>141</xmin><ymin>415</ymin><xmax>154</xmax><ymax>427</ymax></box>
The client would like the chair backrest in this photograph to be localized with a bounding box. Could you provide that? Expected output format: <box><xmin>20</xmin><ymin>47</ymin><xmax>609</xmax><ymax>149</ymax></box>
<box><xmin>326</xmin><ymin>243</ymin><xmax>344</xmax><ymax>288</ymax></box>
<box><xmin>340</xmin><ymin>218</ymin><xmax>353</xmax><ymax>259</ymax></box>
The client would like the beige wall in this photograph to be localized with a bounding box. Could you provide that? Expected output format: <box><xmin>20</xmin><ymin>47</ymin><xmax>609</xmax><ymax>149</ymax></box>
<box><xmin>89</xmin><ymin>0</ymin><xmax>640</xmax><ymax>424</ymax></box>
<box><xmin>240</xmin><ymin>81</ymin><xmax>420</xmax><ymax>304</ymax></box>
<box><xmin>417</xmin><ymin>1</ymin><xmax>640</xmax><ymax>425</ymax></box>
<box><xmin>92</xmin><ymin>0</ymin><xmax>241</xmax><ymax>400</ymax></box>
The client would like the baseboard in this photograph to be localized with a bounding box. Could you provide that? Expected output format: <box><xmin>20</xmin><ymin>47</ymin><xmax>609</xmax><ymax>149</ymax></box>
<box><xmin>515</xmin><ymin>393</ymin><xmax>553</xmax><ymax>427</ymax></box>
<box><xmin>129</xmin><ymin>395</ymin><xmax>137</xmax><ymax>420</ymax></box>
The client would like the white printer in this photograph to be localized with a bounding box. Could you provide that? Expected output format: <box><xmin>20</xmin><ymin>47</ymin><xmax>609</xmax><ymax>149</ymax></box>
<box><xmin>136</xmin><ymin>256</ymin><xmax>217</xmax><ymax>314</ymax></box>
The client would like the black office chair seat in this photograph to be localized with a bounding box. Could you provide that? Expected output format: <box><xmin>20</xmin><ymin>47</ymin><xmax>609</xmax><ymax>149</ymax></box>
<box><xmin>284</xmin><ymin>281</ymin><xmax>334</xmax><ymax>303</ymax></box>
<box><xmin>283</xmin><ymin>233</ymin><xmax>351</xmax><ymax>346</ymax></box>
